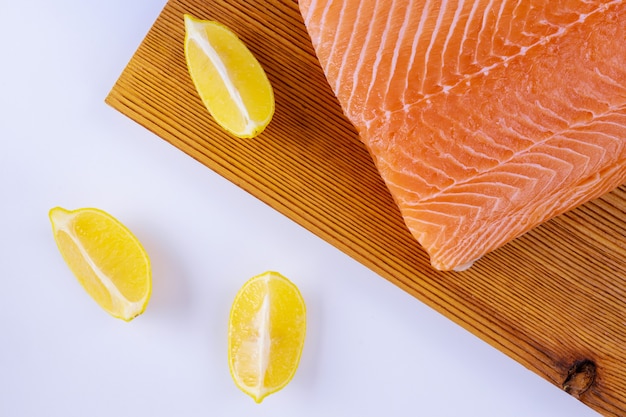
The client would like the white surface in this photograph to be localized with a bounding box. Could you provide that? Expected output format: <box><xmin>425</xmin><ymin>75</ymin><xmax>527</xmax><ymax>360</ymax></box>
<box><xmin>0</xmin><ymin>1</ymin><xmax>601</xmax><ymax>416</ymax></box>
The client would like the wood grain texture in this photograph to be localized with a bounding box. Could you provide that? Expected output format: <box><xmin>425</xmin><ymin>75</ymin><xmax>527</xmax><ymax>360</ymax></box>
<box><xmin>105</xmin><ymin>1</ymin><xmax>626</xmax><ymax>415</ymax></box>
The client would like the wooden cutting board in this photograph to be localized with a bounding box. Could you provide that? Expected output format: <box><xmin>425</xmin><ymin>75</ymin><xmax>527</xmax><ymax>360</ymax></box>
<box><xmin>105</xmin><ymin>1</ymin><xmax>626</xmax><ymax>415</ymax></box>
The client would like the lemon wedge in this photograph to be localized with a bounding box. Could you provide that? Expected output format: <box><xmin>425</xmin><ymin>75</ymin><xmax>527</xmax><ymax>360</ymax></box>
<box><xmin>228</xmin><ymin>271</ymin><xmax>306</xmax><ymax>403</ymax></box>
<box><xmin>49</xmin><ymin>207</ymin><xmax>152</xmax><ymax>321</ymax></box>
<box><xmin>183</xmin><ymin>14</ymin><xmax>275</xmax><ymax>138</ymax></box>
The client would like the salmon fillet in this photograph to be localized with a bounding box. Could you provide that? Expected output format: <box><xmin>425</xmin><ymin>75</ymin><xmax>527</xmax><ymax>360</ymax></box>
<box><xmin>299</xmin><ymin>0</ymin><xmax>626</xmax><ymax>271</ymax></box>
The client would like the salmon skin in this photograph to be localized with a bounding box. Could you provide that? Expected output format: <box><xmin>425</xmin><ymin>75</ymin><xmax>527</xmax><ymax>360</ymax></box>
<box><xmin>299</xmin><ymin>0</ymin><xmax>626</xmax><ymax>271</ymax></box>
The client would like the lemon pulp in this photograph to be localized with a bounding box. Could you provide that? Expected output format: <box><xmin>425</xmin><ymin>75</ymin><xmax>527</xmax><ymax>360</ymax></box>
<box><xmin>228</xmin><ymin>271</ymin><xmax>306</xmax><ymax>402</ymax></box>
<box><xmin>49</xmin><ymin>207</ymin><xmax>151</xmax><ymax>321</ymax></box>
<box><xmin>184</xmin><ymin>14</ymin><xmax>275</xmax><ymax>138</ymax></box>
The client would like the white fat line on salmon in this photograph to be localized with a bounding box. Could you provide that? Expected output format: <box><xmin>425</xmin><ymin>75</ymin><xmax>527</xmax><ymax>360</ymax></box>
<box><xmin>332</xmin><ymin>0</ymin><xmax>362</xmax><ymax>93</ymax></box>
<box><xmin>346</xmin><ymin>0</ymin><xmax>380</xmax><ymax>116</ymax></box>
<box><xmin>364</xmin><ymin>0</ymin><xmax>402</xmax><ymax>106</ymax></box>
<box><xmin>402</xmin><ymin>0</ymin><xmax>433</xmax><ymax>103</ymax></box>
<box><xmin>473</xmin><ymin>0</ymin><xmax>497</xmax><ymax>66</ymax></box>
<box><xmin>419</xmin><ymin>0</ymin><xmax>451</xmax><ymax>94</ymax></box>
<box><xmin>391</xmin><ymin>0</ymin><xmax>624</xmax><ymax>123</ymax></box>
<box><xmin>440</xmin><ymin>0</ymin><xmax>467</xmax><ymax>80</ymax></box>
<box><xmin>379</xmin><ymin>0</ymin><xmax>416</xmax><ymax>106</ymax></box>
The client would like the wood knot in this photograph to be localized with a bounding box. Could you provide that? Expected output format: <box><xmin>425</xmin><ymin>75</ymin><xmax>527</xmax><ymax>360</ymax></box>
<box><xmin>562</xmin><ymin>359</ymin><xmax>596</xmax><ymax>398</ymax></box>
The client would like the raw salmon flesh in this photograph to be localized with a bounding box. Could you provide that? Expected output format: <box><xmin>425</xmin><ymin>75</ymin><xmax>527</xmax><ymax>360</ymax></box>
<box><xmin>299</xmin><ymin>0</ymin><xmax>626</xmax><ymax>271</ymax></box>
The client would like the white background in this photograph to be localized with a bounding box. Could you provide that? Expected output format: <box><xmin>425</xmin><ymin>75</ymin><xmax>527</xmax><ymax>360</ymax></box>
<box><xmin>0</xmin><ymin>1</ymin><xmax>601</xmax><ymax>416</ymax></box>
